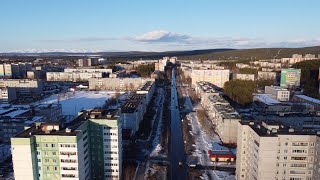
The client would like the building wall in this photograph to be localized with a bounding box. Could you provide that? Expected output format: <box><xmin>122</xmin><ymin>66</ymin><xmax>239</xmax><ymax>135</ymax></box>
<box><xmin>191</xmin><ymin>69</ymin><xmax>230</xmax><ymax>88</ymax></box>
<box><xmin>0</xmin><ymin>79</ymin><xmax>43</xmax><ymax>96</ymax></box>
<box><xmin>258</xmin><ymin>71</ymin><xmax>277</xmax><ymax>80</ymax></box>
<box><xmin>236</xmin><ymin>122</ymin><xmax>320</xmax><ymax>180</ymax></box>
<box><xmin>89</xmin><ymin>78</ymin><xmax>154</xmax><ymax>91</ymax></box>
<box><xmin>11</xmin><ymin>138</ymin><xmax>37</xmax><ymax>180</ymax></box>
<box><xmin>47</xmin><ymin>72</ymin><xmax>103</xmax><ymax>82</ymax></box>
<box><xmin>280</xmin><ymin>69</ymin><xmax>301</xmax><ymax>88</ymax></box>
<box><xmin>233</xmin><ymin>74</ymin><xmax>255</xmax><ymax>81</ymax></box>
<box><xmin>265</xmin><ymin>86</ymin><xmax>290</xmax><ymax>101</ymax></box>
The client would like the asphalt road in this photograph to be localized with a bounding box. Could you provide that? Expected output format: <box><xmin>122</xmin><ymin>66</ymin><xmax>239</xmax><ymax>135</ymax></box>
<box><xmin>169</xmin><ymin>69</ymin><xmax>188</xmax><ymax>180</ymax></box>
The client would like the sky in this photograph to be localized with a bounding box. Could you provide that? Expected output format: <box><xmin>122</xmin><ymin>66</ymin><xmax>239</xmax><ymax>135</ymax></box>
<box><xmin>0</xmin><ymin>0</ymin><xmax>319</xmax><ymax>52</ymax></box>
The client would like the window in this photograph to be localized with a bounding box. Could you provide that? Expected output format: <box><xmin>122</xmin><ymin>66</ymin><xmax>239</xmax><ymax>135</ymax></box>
<box><xmin>291</xmin><ymin>164</ymin><xmax>306</xmax><ymax>168</ymax></box>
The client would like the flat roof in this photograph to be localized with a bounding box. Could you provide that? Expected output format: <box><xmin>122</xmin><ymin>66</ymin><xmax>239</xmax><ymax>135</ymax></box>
<box><xmin>240</xmin><ymin>120</ymin><xmax>320</xmax><ymax>137</ymax></box>
<box><xmin>254</xmin><ymin>94</ymin><xmax>281</xmax><ymax>105</ymax></box>
<box><xmin>295</xmin><ymin>95</ymin><xmax>320</xmax><ymax>105</ymax></box>
<box><xmin>2</xmin><ymin>109</ymin><xmax>30</xmax><ymax>118</ymax></box>
<box><xmin>15</xmin><ymin>109</ymin><xmax>120</xmax><ymax>138</ymax></box>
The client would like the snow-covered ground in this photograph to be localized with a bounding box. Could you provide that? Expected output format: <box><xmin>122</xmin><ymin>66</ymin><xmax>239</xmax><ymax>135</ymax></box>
<box><xmin>149</xmin><ymin>88</ymin><xmax>165</xmax><ymax>157</ymax></box>
<box><xmin>181</xmin><ymin>86</ymin><xmax>235</xmax><ymax>180</ymax></box>
<box><xmin>34</xmin><ymin>91</ymin><xmax>119</xmax><ymax>117</ymax></box>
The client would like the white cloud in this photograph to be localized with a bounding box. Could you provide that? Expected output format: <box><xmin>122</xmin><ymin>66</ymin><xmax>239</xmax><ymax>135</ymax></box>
<box><xmin>134</xmin><ymin>30</ymin><xmax>191</xmax><ymax>43</ymax></box>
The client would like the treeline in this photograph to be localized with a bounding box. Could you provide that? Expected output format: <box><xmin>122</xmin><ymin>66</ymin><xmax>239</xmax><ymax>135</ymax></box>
<box><xmin>292</xmin><ymin>60</ymin><xmax>320</xmax><ymax>98</ymax></box>
<box><xmin>134</xmin><ymin>64</ymin><xmax>155</xmax><ymax>77</ymax></box>
<box><xmin>238</xmin><ymin>67</ymin><xmax>258</xmax><ymax>74</ymax></box>
<box><xmin>224</xmin><ymin>80</ymin><xmax>256</xmax><ymax>106</ymax></box>
<box><xmin>178</xmin><ymin>46</ymin><xmax>320</xmax><ymax>61</ymax></box>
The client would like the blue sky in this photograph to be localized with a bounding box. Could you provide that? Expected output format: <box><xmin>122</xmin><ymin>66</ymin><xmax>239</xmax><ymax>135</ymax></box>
<box><xmin>0</xmin><ymin>0</ymin><xmax>319</xmax><ymax>52</ymax></box>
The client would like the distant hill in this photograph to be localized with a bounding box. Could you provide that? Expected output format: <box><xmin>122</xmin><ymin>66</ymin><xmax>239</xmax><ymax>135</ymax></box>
<box><xmin>0</xmin><ymin>46</ymin><xmax>319</xmax><ymax>61</ymax></box>
<box><xmin>178</xmin><ymin>46</ymin><xmax>320</xmax><ymax>60</ymax></box>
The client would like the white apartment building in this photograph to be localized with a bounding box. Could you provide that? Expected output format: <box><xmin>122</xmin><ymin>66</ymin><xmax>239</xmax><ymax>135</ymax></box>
<box><xmin>233</xmin><ymin>73</ymin><xmax>255</xmax><ymax>81</ymax></box>
<box><xmin>0</xmin><ymin>79</ymin><xmax>43</xmax><ymax>96</ymax></box>
<box><xmin>46</xmin><ymin>72</ymin><xmax>103</xmax><ymax>82</ymax></box>
<box><xmin>265</xmin><ymin>86</ymin><xmax>290</xmax><ymax>101</ymax></box>
<box><xmin>191</xmin><ymin>69</ymin><xmax>230</xmax><ymax>88</ymax></box>
<box><xmin>236</xmin><ymin>121</ymin><xmax>320</xmax><ymax>180</ymax></box>
<box><xmin>64</xmin><ymin>68</ymin><xmax>112</xmax><ymax>74</ymax></box>
<box><xmin>89</xmin><ymin>77</ymin><xmax>154</xmax><ymax>91</ymax></box>
<box><xmin>236</xmin><ymin>63</ymin><xmax>250</xmax><ymax>69</ymax></box>
<box><xmin>258</xmin><ymin>71</ymin><xmax>277</xmax><ymax>80</ymax></box>
<box><xmin>201</xmin><ymin>94</ymin><xmax>240</xmax><ymax>144</ymax></box>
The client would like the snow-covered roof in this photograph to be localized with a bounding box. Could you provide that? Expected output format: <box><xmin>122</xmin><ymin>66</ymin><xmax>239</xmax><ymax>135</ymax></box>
<box><xmin>0</xmin><ymin>108</ymin><xmax>14</xmax><ymax>115</ymax></box>
<box><xmin>254</xmin><ymin>94</ymin><xmax>281</xmax><ymax>105</ymax></box>
<box><xmin>295</xmin><ymin>95</ymin><xmax>320</xmax><ymax>105</ymax></box>
<box><xmin>2</xmin><ymin>109</ymin><xmax>29</xmax><ymax>118</ymax></box>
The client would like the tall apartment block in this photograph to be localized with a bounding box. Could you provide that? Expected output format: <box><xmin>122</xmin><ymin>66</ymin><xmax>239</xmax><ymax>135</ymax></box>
<box><xmin>236</xmin><ymin>121</ymin><xmax>320</xmax><ymax>180</ymax></box>
<box><xmin>191</xmin><ymin>69</ymin><xmax>230</xmax><ymax>88</ymax></box>
<box><xmin>280</xmin><ymin>68</ymin><xmax>301</xmax><ymax>88</ymax></box>
<box><xmin>11</xmin><ymin>109</ymin><xmax>122</xmax><ymax>180</ymax></box>
<box><xmin>0</xmin><ymin>63</ymin><xmax>32</xmax><ymax>78</ymax></box>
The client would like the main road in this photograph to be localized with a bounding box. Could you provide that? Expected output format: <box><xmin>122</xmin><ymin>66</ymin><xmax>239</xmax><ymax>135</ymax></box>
<box><xmin>169</xmin><ymin>68</ymin><xmax>187</xmax><ymax>180</ymax></box>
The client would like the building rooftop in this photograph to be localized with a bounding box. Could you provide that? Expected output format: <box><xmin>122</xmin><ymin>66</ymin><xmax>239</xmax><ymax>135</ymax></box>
<box><xmin>121</xmin><ymin>93</ymin><xmax>146</xmax><ymax>113</ymax></box>
<box><xmin>1</xmin><ymin>109</ymin><xmax>30</xmax><ymax>118</ymax></box>
<box><xmin>254</xmin><ymin>94</ymin><xmax>281</xmax><ymax>105</ymax></box>
<box><xmin>266</xmin><ymin>86</ymin><xmax>288</xmax><ymax>91</ymax></box>
<box><xmin>15</xmin><ymin>109</ymin><xmax>120</xmax><ymax>138</ymax></box>
<box><xmin>214</xmin><ymin>104</ymin><xmax>240</xmax><ymax>119</ymax></box>
<box><xmin>137</xmin><ymin>81</ymin><xmax>154</xmax><ymax>91</ymax></box>
<box><xmin>208</xmin><ymin>95</ymin><xmax>229</xmax><ymax>105</ymax></box>
<box><xmin>294</xmin><ymin>95</ymin><xmax>320</xmax><ymax>105</ymax></box>
<box><xmin>240</xmin><ymin>120</ymin><xmax>320</xmax><ymax>137</ymax></box>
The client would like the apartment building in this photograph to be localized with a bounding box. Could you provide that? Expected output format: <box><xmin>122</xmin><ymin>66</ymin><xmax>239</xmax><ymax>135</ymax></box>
<box><xmin>0</xmin><ymin>87</ymin><xmax>17</xmax><ymax>103</ymax></box>
<box><xmin>64</xmin><ymin>68</ymin><xmax>112</xmax><ymax>74</ymax></box>
<box><xmin>0</xmin><ymin>63</ymin><xmax>32</xmax><ymax>78</ymax></box>
<box><xmin>201</xmin><ymin>94</ymin><xmax>240</xmax><ymax>144</ymax></box>
<box><xmin>280</xmin><ymin>68</ymin><xmax>301</xmax><ymax>88</ymax></box>
<box><xmin>0</xmin><ymin>64</ymin><xmax>19</xmax><ymax>78</ymax></box>
<box><xmin>258</xmin><ymin>71</ymin><xmax>277</xmax><ymax>80</ymax></box>
<box><xmin>87</xmin><ymin>58</ymin><xmax>99</xmax><ymax>66</ymax></box>
<box><xmin>236</xmin><ymin>120</ymin><xmax>320</xmax><ymax>180</ymax></box>
<box><xmin>121</xmin><ymin>93</ymin><xmax>147</xmax><ymax>135</ymax></box>
<box><xmin>47</xmin><ymin>72</ymin><xmax>103</xmax><ymax>82</ymax></box>
<box><xmin>265</xmin><ymin>86</ymin><xmax>290</xmax><ymax>101</ymax></box>
<box><xmin>281</xmin><ymin>54</ymin><xmax>318</xmax><ymax>64</ymax></box>
<box><xmin>292</xmin><ymin>95</ymin><xmax>320</xmax><ymax>111</ymax></box>
<box><xmin>0</xmin><ymin>79</ymin><xmax>43</xmax><ymax>96</ymax></box>
<box><xmin>233</xmin><ymin>73</ymin><xmax>255</xmax><ymax>81</ymax></box>
<box><xmin>236</xmin><ymin>63</ymin><xmax>250</xmax><ymax>69</ymax></box>
<box><xmin>78</xmin><ymin>59</ymin><xmax>88</xmax><ymax>67</ymax></box>
<box><xmin>11</xmin><ymin>109</ymin><xmax>122</xmax><ymax>180</ymax></box>
<box><xmin>89</xmin><ymin>77</ymin><xmax>154</xmax><ymax>91</ymax></box>
<box><xmin>136</xmin><ymin>81</ymin><xmax>156</xmax><ymax>105</ymax></box>
<box><xmin>191</xmin><ymin>69</ymin><xmax>230</xmax><ymax>88</ymax></box>
<box><xmin>0</xmin><ymin>103</ymin><xmax>62</xmax><ymax>143</ymax></box>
